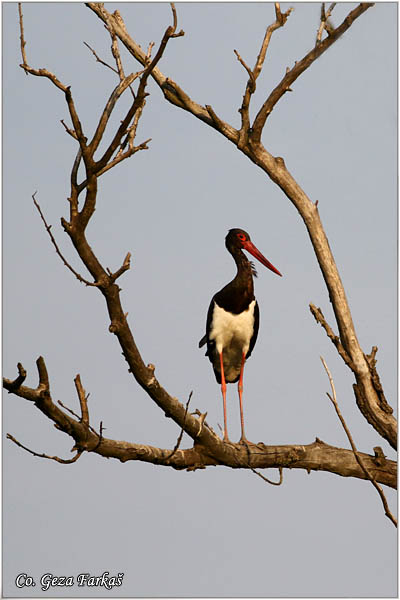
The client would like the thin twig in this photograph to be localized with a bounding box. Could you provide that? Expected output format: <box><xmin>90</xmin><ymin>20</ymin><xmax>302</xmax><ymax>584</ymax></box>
<box><xmin>60</xmin><ymin>119</ymin><xmax>78</xmax><ymax>140</ymax></box>
<box><xmin>36</xmin><ymin>356</ymin><xmax>49</xmax><ymax>391</ymax></box>
<box><xmin>110</xmin><ymin>34</ymin><xmax>125</xmax><ymax>79</ymax></box>
<box><xmin>146</xmin><ymin>41</ymin><xmax>155</xmax><ymax>62</ymax></box>
<box><xmin>83</xmin><ymin>41</ymin><xmax>118</xmax><ymax>74</ymax></box>
<box><xmin>58</xmin><ymin>399</ymin><xmax>81</xmax><ymax>421</ymax></box>
<box><xmin>74</xmin><ymin>374</ymin><xmax>89</xmax><ymax>426</ymax></box>
<box><xmin>234</xmin><ymin>50</ymin><xmax>256</xmax><ymax>91</ymax></box>
<box><xmin>310</xmin><ymin>303</ymin><xmax>354</xmax><ymax>370</ymax></box>
<box><xmin>57</xmin><ymin>399</ymin><xmax>99</xmax><ymax>437</ymax></box>
<box><xmin>18</xmin><ymin>3</ymin><xmax>28</xmax><ymax>69</ymax></box>
<box><xmin>6</xmin><ymin>362</ymin><xmax>27</xmax><ymax>392</ymax></box>
<box><xmin>254</xmin><ymin>3</ymin><xmax>293</xmax><ymax>79</ymax></box>
<box><xmin>251</xmin><ymin>466</ymin><xmax>284</xmax><ymax>486</ymax></box>
<box><xmin>32</xmin><ymin>192</ymin><xmax>98</xmax><ymax>287</ymax></box>
<box><xmin>316</xmin><ymin>3</ymin><xmax>337</xmax><ymax>45</ymax></box>
<box><xmin>90</xmin><ymin>138</ymin><xmax>151</xmax><ymax>182</ymax></box>
<box><xmin>109</xmin><ymin>252</ymin><xmax>131</xmax><ymax>282</ymax></box>
<box><xmin>71</xmin><ymin>147</ymin><xmax>82</xmax><ymax>189</ymax></box>
<box><xmin>320</xmin><ymin>357</ymin><xmax>397</xmax><ymax>527</ymax></box>
<box><xmin>7</xmin><ymin>433</ymin><xmax>84</xmax><ymax>464</ymax></box>
<box><xmin>18</xmin><ymin>6</ymin><xmax>68</xmax><ymax>92</ymax></box>
<box><xmin>89</xmin><ymin>421</ymin><xmax>104</xmax><ymax>452</ymax></box>
<box><xmin>169</xmin><ymin>3</ymin><xmax>185</xmax><ymax>38</ymax></box>
<box><xmin>164</xmin><ymin>391</ymin><xmax>193</xmax><ymax>460</ymax></box>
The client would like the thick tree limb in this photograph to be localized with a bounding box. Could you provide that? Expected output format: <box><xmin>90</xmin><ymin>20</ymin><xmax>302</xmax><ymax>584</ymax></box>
<box><xmin>3</xmin><ymin>361</ymin><xmax>396</xmax><ymax>488</ymax></box>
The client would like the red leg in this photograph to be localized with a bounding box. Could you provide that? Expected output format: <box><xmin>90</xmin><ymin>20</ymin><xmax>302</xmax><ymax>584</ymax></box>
<box><xmin>219</xmin><ymin>351</ymin><xmax>230</xmax><ymax>442</ymax></box>
<box><xmin>238</xmin><ymin>352</ymin><xmax>248</xmax><ymax>443</ymax></box>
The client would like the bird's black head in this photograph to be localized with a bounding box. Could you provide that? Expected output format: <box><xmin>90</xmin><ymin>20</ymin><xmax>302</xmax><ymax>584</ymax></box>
<box><xmin>225</xmin><ymin>228</ymin><xmax>251</xmax><ymax>251</ymax></box>
<box><xmin>225</xmin><ymin>228</ymin><xmax>282</xmax><ymax>277</ymax></box>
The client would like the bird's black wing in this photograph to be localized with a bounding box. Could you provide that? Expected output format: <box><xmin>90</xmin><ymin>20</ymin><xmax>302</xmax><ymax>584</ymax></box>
<box><xmin>246</xmin><ymin>300</ymin><xmax>259</xmax><ymax>359</ymax></box>
<box><xmin>198</xmin><ymin>296</ymin><xmax>217</xmax><ymax>359</ymax></box>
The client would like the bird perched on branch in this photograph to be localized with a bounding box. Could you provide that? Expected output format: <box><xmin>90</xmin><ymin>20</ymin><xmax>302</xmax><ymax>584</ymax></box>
<box><xmin>199</xmin><ymin>228</ymin><xmax>282</xmax><ymax>443</ymax></box>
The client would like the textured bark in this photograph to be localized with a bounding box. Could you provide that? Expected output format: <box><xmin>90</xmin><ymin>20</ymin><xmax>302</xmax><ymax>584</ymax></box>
<box><xmin>4</xmin><ymin>368</ymin><xmax>396</xmax><ymax>488</ymax></box>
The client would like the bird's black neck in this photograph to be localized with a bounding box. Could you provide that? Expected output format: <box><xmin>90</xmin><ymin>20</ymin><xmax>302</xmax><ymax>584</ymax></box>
<box><xmin>214</xmin><ymin>248</ymin><xmax>255</xmax><ymax>314</ymax></box>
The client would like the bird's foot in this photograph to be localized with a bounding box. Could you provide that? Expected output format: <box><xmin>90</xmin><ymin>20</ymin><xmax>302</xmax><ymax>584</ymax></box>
<box><xmin>238</xmin><ymin>436</ymin><xmax>252</xmax><ymax>449</ymax></box>
<box><xmin>222</xmin><ymin>433</ymin><xmax>239</xmax><ymax>449</ymax></box>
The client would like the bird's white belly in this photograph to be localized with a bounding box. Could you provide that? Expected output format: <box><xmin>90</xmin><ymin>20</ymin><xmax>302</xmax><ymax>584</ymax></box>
<box><xmin>210</xmin><ymin>300</ymin><xmax>256</xmax><ymax>355</ymax></box>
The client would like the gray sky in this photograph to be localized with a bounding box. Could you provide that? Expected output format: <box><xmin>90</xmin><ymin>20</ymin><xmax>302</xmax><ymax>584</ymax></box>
<box><xmin>3</xmin><ymin>2</ymin><xmax>397</xmax><ymax>598</ymax></box>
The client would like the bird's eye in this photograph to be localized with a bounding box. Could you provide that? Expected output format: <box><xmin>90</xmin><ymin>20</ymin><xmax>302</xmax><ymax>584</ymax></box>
<box><xmin>237</xmin><ymin>232</ymin><xmax>246</xmax><ymax>242</ymax></box>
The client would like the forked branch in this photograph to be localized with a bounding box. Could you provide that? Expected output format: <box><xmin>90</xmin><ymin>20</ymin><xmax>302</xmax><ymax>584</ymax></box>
<box><xmin>251</xmin><ymin>3</ymin><xmax>373</xmax><ymax>140</ymax></box>
<box><xmin>235</xmin><ymin>3</ymin><xmax>293</xmax><ymax>145</ymax></box>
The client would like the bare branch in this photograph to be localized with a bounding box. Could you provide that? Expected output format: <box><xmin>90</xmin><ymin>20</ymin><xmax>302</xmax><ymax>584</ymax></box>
<box><xmin>316</xmin><ymin>3</ymin><xmax>337</xmax><ymax>45</ymax></box>
<box><xmin>71</xmin><ymin>147</ymin><xmax>82</xmax><ymax>189</ymax></box>
<box><xmin>32</xmin><ymin>192</ymin><xmax>98</xmax><ymax>286</ymax></box>
<box><xmin>235</xmin><ymin>4</ymin><xmax>293</xmax><ymax>145</ymax></box>
<box><xmin>4</xmin><ymin>358</ymin><xmax>396</xmax><ymax>486</ymax></box>
<box><xmin>86</xmin><ymin>3</ymin><xmax>239</xmax><ymax>143</ymax></box>
<box><xmin>5</xmin><ymin>362</ymin><xmax>27</xmax><ymax>392</ymax></box>
<box><xmin>251</xmin><ymin>466</ymin><xmax>283</xmax><ymax>486</ymax></box>
<box><xmin>36</xmin><ymin>356</ymin><xmax>49</xmax><ymax>392</ymax></box>
<box><xmin>57</xmin><ymin>399</ymin><xmax>82</xmax><ymax>422</ymax></box>
<box><xmin>234</xmin><ymin>49</ymin><xmax>256</xmax><ymax>91</ymax></box>
<box><xmin>309</xmin><ymin>303</ymin><xmax>354</xmax><ymax>369</ymax></box>
<box><xmin>83</xmin><ymin>40</ymin><xmax>118</xmax><ymax>75</ymax></box>
<box><xmin>89</xmin><ymin>421</ymin><xmax>104</xmax><ymax>453</ymax></box>
<box><xmin>164</xmin><ymin>391</ymin><xmax>193</xmax><ymax>460</ymax></box>
<box><xmin>146</xmin><ymin>41</ymin><xmax>155</xmax><ymax>61</ymax></box>
<box><xmin>60</xmin><ymin>119</ymin><xmax>78</xmax><ymax>140</ymax></box>
<box><xmin>252</xmin><ymin>3</ymin><xmax>373</xmax><ymax>141</ymax></box>
<box><xmin>74</xmin><ymin>374</ymin><xmax>89</xmax><ymax>426</ymax></box>
<box><xmin>254</xmin><ymin>4</ymin><xmax>293</xmax><ymax>80</ymax></box>
<box><xmin>108</xmin><ymin>252</ymin><xmax>131</xmax><ymax>283</ymax></box>
<box><xmin>110</xmin><ymin>34</ymin><xmax>125</xmax><ymax>80</ymax></box>
<box><xmin>7</xmin><ymin>433</ymin><xmax>84</xmax><ymax>464</ymax></box>
<box><xmin>18</xmin><ymin>3</ymin><xmax>28</xmax><ymax>69</ymax></box>
<box><xmin>18</xmin><ymin>4</ymin><xmax>67</xmax><ymax>90</ymax></box>
<box><xmin>88</xmin><ymin>70</ymin><xmax>143</xmax><ymax>157</ymax></box>
<box><xmin>169</xmin><ymin>3</ymin><xmax>185</xmax><ymax>38</ymax></box>
<box><xmin>90</xmin><ymin>6</ymin><xmax>184</xmax><ymax>177</ymax></box>
<box><xmin>321</xmin><ymin>357</ymin><xmax>397</xmax><ymax>527</ymax></box>
<box><xmin>19</xmin><ymin>6</ymin><xmax>90</xmax><ymax>168</ymax></box>
<box><xmin>118</xmin><ymin>103</ymin><xmax>145</xmax><ymax>152</ymax></box>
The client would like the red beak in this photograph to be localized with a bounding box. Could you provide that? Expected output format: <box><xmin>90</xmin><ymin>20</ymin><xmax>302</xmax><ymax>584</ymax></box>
<box><xmin>243</xmin><ymin>240</ymin><xmax>282</xmax><ymax>277</ymax></box>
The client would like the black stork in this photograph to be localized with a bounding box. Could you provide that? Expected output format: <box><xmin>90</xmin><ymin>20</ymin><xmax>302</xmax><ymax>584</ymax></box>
<box><xmin>199</xmin><ymin>228</ymin><xmax>282</xmax><ymax>444</ymax></box>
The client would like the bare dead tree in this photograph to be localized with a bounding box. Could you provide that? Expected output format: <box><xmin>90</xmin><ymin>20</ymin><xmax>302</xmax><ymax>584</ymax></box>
<box><xmin>4</xmin><ymin>3</ymin><xmax>396</xmax><ymax>525</ymax></box>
